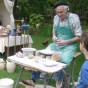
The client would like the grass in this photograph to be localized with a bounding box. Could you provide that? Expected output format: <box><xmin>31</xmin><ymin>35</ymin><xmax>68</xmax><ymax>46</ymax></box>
<box><xmin>31</xmin><ymin>34</ymin><xmax>52</xmax><ymax>49</ymax></box>
<box><xmin>0</xmin><ymin>64</ymin><xmax>30</xmax><ymax>88</ymax></box>
<box><xmin>0</xmin><ymin>34</ymin><xmax>52</xmax><ymax>88</ymax></box>
<box><xmin>0</xmin><ymin>33</ymin><xmax>85</xmax><ymax>88</ymax></box>
<box><xmin>0</xmin><ymin>34</ymin><xmax>85</xmax><ymax>87</ymax></box>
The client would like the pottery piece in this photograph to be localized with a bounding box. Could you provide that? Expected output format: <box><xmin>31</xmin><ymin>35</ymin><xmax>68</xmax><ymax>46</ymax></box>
<box><xmin>0</xmin><ymin>58</ymin><xmax>5</xmax><ymax>70</ymax></box>
<box><xmin>6</xmin><ymin>60</ymin><xmax>16</xmax><ymax>73</ymax></box>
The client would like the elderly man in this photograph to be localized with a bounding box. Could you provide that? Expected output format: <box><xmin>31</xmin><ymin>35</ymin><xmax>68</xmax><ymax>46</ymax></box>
<box><xmin>20</xmin><ymin>2</ymin><xmax>82</xmax><ymax>88</ymax></box>
<box><xmin>45</xmin><ymin>2</ymin><xmax>82</xmax><ymax>87</ymax></box>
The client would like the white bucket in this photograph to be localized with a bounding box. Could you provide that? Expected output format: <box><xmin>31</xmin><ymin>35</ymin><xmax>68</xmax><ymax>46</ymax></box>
<box><xmin>0</xmin><ymin>78</ymin><xmax>14</xmax><ymax>88</ymax></box>
<box><xmin>21</xmin><ymin>48</ymin><xmax>36</xmax><ymax>56</ymax></box>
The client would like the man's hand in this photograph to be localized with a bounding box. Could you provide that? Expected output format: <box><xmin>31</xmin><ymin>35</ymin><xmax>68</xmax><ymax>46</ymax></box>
<box><xmin>52</xmin><ymin>36</ymin><xmax>58</xmax><ymax>42</ymax></box>
<box><xmin>57</xmin><ymin>40</ymin><xmax>69</xmax><ymax>46</ymax></box>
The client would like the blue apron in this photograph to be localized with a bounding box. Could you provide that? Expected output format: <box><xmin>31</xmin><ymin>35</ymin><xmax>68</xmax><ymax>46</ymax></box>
<box><xmin>47</xmin><ymin>18</ymin><xmax>78</xmax><ymax>65</ymax></box>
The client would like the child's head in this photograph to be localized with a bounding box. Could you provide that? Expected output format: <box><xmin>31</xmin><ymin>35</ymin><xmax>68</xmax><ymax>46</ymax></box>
<box><xmin>80</xmin><ymin>30</ymin><xmax>88</xmax><ymax>53</ymax></box>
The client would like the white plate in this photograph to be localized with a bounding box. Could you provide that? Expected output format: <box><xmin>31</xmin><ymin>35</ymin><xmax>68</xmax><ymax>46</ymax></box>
<box><xmin>39</xmin><ymin>49</ymin><xmax>54</xmax><ymax>55</ymax></box>
<box><xmin>34</xmin><ymin>58</ymin><xmax>58</xmax><ymax>67</ymax></box>
<box><xmin>43</xmin><ymin>59</ymin><xmax>58</xmax><ymax>67</ymax></box>
<box><xmin>21</xmin><ymin>48</ymin><xmax>36</xmax><ymax>52</ymax></box>
<box><xmin>39</xmin><ymin>49</ymin><xmax>62</xmax><ymax>55</ymax></box>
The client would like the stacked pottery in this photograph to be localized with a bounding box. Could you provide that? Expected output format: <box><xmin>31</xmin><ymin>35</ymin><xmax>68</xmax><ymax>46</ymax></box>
<box><xmin>0</xmin><ymin>58</ymin><xmax>5</xmax><ymax>71</ymax></box>
<box><xmin>6</xmin><ymin>60</ymin><xmax>16</xmax><ymax>73</ymax></box>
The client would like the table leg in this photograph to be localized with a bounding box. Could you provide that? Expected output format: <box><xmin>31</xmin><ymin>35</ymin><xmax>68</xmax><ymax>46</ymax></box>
<box><xmin>7</xmin><ymin>36</ymin><xmax>9</xmax><ymax>57</ymax></box>
<box><xmin>71</xmin><ymin>59</ymin><xmax>75</xmax><ymax>88</ymax></box>
<box><xmin>14</xmin><ymin>33</ymin><xmax>16</xmax><ymax>54</ymax></box>
<box><xmin>61</xmin><ymin>69</ymin><xmax>69</xmax><ymax>88</ymax></box>
<box><xmin>14</xmin><ymin>67</ymin><xmax>24</xmax><ymax>88</ymax></box>
<box><xmin>44</xmin><ymin>73</ymin><xmax>48</xmax><ymax>88</ymax></box>
<box><xmin>46</xmin><ymin>74</ymin><xmax>53</xmax><ymax>84</ymax></box>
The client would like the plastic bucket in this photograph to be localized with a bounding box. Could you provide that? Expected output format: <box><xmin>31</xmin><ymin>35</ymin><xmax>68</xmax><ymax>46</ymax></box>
<box><xmin>21</xmin><ymin>48</ymin><xmax>36</xmax><ymax>56</ymax></box>
<box><xmin>0</xmin><ymin>78</ymin><xmax>14</xmax><ymax>88</ymax></box>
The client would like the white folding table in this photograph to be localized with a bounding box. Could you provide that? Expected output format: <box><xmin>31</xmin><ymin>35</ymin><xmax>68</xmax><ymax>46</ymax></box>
<box><xmin>7</xmin><ymin>55</ymin><xmax>67</xmax><ymax>88</ymax></box>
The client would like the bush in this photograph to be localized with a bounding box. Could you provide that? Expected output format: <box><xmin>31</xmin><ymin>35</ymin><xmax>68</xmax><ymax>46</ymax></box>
<box><xmin>29</xmin><ymin>13</ymin><xmax>44</xmax><ymax>31</ymax></box>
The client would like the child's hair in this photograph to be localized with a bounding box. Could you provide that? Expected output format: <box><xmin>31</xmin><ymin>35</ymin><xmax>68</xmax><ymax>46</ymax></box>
<box><xmin>80</xmin><ymin>30</ymin><xmax>88</xmax><ymax>51</ymax></box>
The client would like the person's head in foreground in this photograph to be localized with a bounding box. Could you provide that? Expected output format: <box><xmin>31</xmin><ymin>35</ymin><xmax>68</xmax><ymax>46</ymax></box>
<box><xmin>54</xmin><ymin>2</ymin><xmax>69</xmax><ymax>20</ymax></box>
<box><xmin>76</xmin><ymin>30</ymin><xmax>88</xmax><ymax>88</ymax></box>
<box><xmin>80</xmin><ymin>30</ymin><xmax>88</xmax><ymax>55</ymax></box>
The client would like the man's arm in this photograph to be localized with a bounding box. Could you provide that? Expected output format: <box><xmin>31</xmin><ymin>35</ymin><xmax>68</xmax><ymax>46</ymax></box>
<box><xmin>65</xmin><ymin>36</ymin><xmax>80</xmax><ymax>44</ymax></box>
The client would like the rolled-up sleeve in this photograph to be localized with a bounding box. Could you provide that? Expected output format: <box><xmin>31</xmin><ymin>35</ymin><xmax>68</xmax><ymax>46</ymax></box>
<box><xmin>53</xmin><ymin>15</ymin><xmax>59</xmax><ymax>32</ymax></box>
<box><xmin>70</xmin><ymin>14</ymin><xmax>82</xmax><ymax>37</ymax></box>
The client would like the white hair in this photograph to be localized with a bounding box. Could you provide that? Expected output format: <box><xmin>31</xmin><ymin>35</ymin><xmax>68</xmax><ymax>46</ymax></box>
<box><xmin>63</xmin><ymin>5</ymin><xmax>69</xmax><ymax>11</ymax></box>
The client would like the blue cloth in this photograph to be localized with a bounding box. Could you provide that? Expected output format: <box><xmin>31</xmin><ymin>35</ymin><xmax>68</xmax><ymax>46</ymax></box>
<box><xmin>53</xmin><ymin>67</ymin><xmax>67</xmax><ymax>81</ymax></box>
<box><xmin>31</xmin><ymin>71</ymin><xmax>41</xmax><ymax>82</ymax></box>
<box><xmin>76</xmin><ymin>60</ymin><xmax>88</xmax><ymax>88</ymax></box>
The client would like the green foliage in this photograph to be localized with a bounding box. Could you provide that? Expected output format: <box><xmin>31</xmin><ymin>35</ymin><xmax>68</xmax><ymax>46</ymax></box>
<box><xmin>14</xmin><ymin>0</ymin><xmax>30</xmax><ymax>20</ymax></box>
<box><xmin>14</xmin><ymin>0</ymin><xmax>88</xmax><ymax>25</ymax></box>
<box><xmin>29</xmin><ymin>13</ymin><xmax>44</xmax><ymax>30</ymax></box>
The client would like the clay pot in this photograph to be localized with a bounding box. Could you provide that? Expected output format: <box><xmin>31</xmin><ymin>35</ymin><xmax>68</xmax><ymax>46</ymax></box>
<box><xmin>6</xmin><ymin>60</ymin><xmax>16</xmax><ymax>73</ymax></box>
<box><xmin>0</xmin><ymin>58</ymin><xmax>5</xmax><ymax>71</ymax></box>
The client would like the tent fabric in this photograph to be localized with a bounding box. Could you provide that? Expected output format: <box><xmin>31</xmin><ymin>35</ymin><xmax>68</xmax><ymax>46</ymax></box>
<box><xmin>4</xmin><ymin>0</ymin><xmax>15</xmax><ymax>28</ymax></box>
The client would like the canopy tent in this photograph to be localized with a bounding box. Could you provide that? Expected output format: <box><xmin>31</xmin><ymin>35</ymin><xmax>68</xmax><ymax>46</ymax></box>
<box><xmin>0</xmin><ymin>0</ymin><xmax>15</xmax><ymax>28</ymax></box>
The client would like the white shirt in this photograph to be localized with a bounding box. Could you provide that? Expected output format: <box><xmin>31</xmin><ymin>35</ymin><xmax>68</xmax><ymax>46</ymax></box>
<box><xmin>53</xmin><ymin>13</ymin><xmax>82</xmax><ymax>36</ymax></box>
